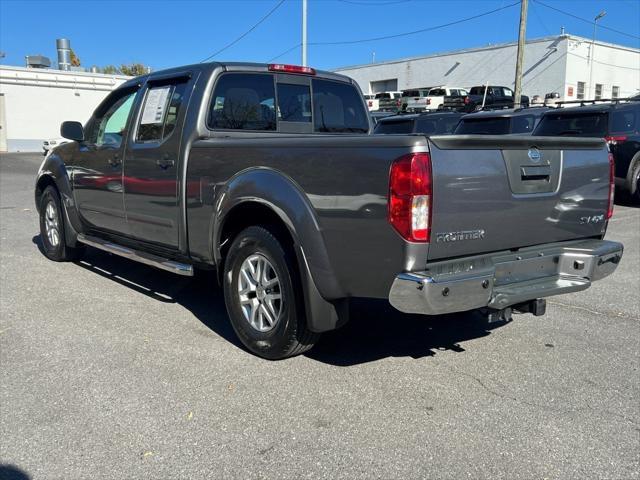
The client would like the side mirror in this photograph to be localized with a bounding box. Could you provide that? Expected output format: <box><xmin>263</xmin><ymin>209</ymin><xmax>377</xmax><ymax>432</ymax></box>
<box><xmin>60</xmin><ymin>121</ymin><xmax>84</xmax><ymax>142</ymax></box>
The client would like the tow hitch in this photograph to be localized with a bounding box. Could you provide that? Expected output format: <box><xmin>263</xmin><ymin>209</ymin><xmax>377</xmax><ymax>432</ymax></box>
<box><xmin>484</xmin><ymin>298</ymin><xmax>547</xmax><ymax>324</ymax></box>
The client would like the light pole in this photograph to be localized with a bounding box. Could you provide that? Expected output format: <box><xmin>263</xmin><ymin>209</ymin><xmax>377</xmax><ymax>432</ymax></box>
<box><xmin>588</xmin><ymin>10</ymin><xmax>606</xmax><ymax>100</ymax></box>
<box><xmin>302</xmin><ymin>0</ymin><xmax>308</xmax><ymax>66</ymax></box>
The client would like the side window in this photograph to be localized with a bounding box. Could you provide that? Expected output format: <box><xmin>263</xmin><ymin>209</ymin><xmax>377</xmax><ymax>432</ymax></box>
<box><xmin>502</xmin><ymin>88</ymin><xmax>513</xmax><ymax>97</ymax></box>
<box><xmin>611</xmin><ymin>110</ymin><xmax>636</xmax><ymax>133</ymax></box>
<box><xmin>87</xmin><ymin>90</ymin><xmax>137</xmax><ymax>148</ymax></box>
<box><xmin>208</xmin><ymin>73</ymin><xmax>276</xmax><ymax>131</ymax></box>
<box><xmin>312</xmin><ymin>79</ymin><xmax>369</xmax><ymax>133</ymax></box>
<box><xmin>277</xmin><ymin>83</ymin><xmax>311</xmax><ymax>122</ymax></box>
<box><xmin>137</xmin><ymin>82</ymin><xmax>188</xmax><ymax>143</ymax></box>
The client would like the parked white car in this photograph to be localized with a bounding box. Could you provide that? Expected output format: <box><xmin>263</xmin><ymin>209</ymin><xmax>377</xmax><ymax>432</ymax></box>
<box><xmin>42</xmin><ymin>138</ymin><xmax>69</xmax><ymax>156</ymax></box>
<box><xmin>363</xmin><ymin>94</ymin><xmax>378</xmax><ymax>111</ymax></box>
<box><xmin>400</xmin><ymin>88</ymin><xmax>432</xmax><ymax>112</ymax></box>
<box><xmin>425</xmin><ymin>86</ymin><xmax>469</xmax><ymax>111</ymax></box>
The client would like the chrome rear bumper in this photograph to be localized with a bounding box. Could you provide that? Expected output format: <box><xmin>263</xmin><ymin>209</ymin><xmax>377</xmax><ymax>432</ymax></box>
<box><xmin>389</xmin><ymin>239</ymin><xmax>623</xmax><ymax>315</ymax></box>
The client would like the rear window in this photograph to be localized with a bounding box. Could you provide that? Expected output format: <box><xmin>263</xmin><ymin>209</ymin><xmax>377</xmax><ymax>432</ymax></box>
<box><xmin>416</xmin><ymin>116</ymin><xmax>461</xmax><ymax>135</ymax></box>
<box><xmin>208</xmin><ymin>73</ymin><xmax>368</xmax><ymax>133</ymax></box>
<box><xmin>533</xmin><ymin>112</ymin><xmax>609</xmax><ymax>137</ymax></box>
<box><xmin>375</xmin><ymin>93</ymin><xmax>390</xmax><ymax>99</ymax></box>
<box><xmin>455</xmin><ymin>117</ymin><xmax>511</xmax><ymax>135</ymax></box>
<box><xmin>510</xmin><ymin>114</ymin><xmax>537</xmax><ymax>134</ymax></box>
<box><xmin>610</xmin><ymin>109</ymin><xmax>637</xmax><ymax>133</ymax></box>
<box><xmin>374</xmin><ymin>119</ymin><xmax>415</xmax><ymax>134</ymax></box>
<box><xmin>312</xmin><ymin>79</ymin><xmax>369</xmax><ymax>133</ymax></box>
<box><xmin>469</xmin><ymin>87</ymin><xmax>485</xmax><ymax>95</ymax></box>
<box><xmin>428</xmin><ymin>88</ymin><xmax>446</xmax><ymax>97</ymax></box>
<box><xmin>402</xmin><ymin>90</ymin><xmax>420</xmax><ymax>97</ymax></box>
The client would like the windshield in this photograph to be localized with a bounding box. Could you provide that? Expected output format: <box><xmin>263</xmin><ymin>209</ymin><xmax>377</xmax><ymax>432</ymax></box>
<box><xmin>533</xmin><ymin>112</ymin><xmax>609</xmax><ymax>137</ymax></box>
<box><xmin>455</xmin><ymin>117</ymin><xmax>511</xmax><ymax>135</ymax></box>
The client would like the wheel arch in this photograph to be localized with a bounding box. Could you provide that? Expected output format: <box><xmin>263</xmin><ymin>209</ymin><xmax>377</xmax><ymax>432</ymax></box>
<box><xmin>212</xmin><ymin>168</ymin><xmax>348</xmax><ymax>332</ymax></box>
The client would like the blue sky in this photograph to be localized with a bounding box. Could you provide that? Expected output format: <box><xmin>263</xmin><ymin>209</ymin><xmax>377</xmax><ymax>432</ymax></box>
<box><xmin>1</xmin><ymin>0</ymin><xmax>638</xmax><ymax>72</ymax></box>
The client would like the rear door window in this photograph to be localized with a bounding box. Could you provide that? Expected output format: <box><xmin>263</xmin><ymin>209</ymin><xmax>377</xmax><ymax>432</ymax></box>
<box><xmin>208</xmin><ymin>73</ymin><xmax>276</xmax><ymax>131</ymax></box>
<box><xmin>533</xmin><ymin>112</ymin><xmax>609</xmax><ymax>137</ymax></box>
<box><xmin>312</xmin><ymin>79</ymin><xmax>369</xmax><ymax>133</ymax></box>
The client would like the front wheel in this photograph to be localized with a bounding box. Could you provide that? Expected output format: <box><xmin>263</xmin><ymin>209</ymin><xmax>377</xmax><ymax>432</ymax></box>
<box><xmin>223</xmin><ymin>226</ymin><xmax>319</xmax><ymax>359</ymax></box>
<box><xmin>39</xmin><ymin>186</ymin><xmax>84</xmax><ymax>262</ymax></box>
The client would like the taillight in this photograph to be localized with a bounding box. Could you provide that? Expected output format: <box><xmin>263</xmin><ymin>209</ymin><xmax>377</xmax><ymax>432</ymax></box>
<box><xmin>426</xmin><ymin>98</ymin><xmax>431</xmax><ymax>105</ymax></box>
<box><xmin>388</xmin><ymin>152</ymin><xmax>432</xmax><ymax>242</ymax></box>
<box><xmin>396</xmin><ymin>99</ymin><xmax>401</xmax><ymax>107</ymax></box>
<box><xmin>463</xmin><ymin>96</ymin><xmax>470</xmax><ymax>105</ymax></box>
<box><xmin>605</xmin><ymin>135</ymin><xmax>627</xmax><ymax>145</ymax></box>
<box><xmin>368</xmin><ymin>100</ymin><xmax>373</xmax><ymax>107</ymax></box>
<box><xmin>607</xmin><ymin>152</ymin><xmax>615</xmax><ymax>220</ymax></box>
<box><xmin>268</xmin><ymin>64</ymin><xmax>316</xmax><ymax>75</ymax></box>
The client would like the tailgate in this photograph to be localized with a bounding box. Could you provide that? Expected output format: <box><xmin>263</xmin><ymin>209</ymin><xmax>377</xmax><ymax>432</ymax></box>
<box><xmin>426</xmin><ymin>135</ymin><xmax>610</xmax><ymax>261</ymax></box>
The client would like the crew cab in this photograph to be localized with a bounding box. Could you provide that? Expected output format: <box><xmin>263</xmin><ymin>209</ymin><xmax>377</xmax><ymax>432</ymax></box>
<box><xmin>443</xmin><ymin>85</ymin><xmax>529</xmax><ymax>112</ymax></box>
<box><xmin>36</xmin><ymin>62</ymin><xmax>623</xmax><ymax>359</ymax></box>
<box><xmin>533</xmin><ymin>100</ymin><xmax>640</xmax><ymax>202</ymax></box>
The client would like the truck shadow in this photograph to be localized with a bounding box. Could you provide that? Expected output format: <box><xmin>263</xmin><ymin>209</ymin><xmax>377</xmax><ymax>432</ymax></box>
<box><xmin>33</xmin><ymin>236</ymin><xmax>509</xmax><ymax>366</ymax></box>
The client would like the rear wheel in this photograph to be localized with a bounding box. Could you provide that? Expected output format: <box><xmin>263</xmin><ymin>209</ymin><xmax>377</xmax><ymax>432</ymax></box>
<box><xmin>630</xmin><ymin>161</ymin><xmax>640</xmax><ymax>203</ymax></box>
<box><xmin>39</xmin><ymin>186</ymin><xmax>84</xmax><ymax>262</ymax></box>
<box><xmin>223</xmin><ymin>226</ymin><xmax>319</xmax><ymax>359</ymax></box>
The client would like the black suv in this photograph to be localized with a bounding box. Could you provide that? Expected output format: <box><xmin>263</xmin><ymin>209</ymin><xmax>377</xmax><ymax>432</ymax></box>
<box><xmin>455</xmin><ymin>107</ymin><xmax>550</xmax><ymax>135</ymax></box>
<box><xmin>533</xmin><ymin>100</ymin><xmax>640</xmax><ymax>201</ymax></box>
<box><xmin>373</xmin><ymin>111</ymin><xmax>463</xmax><ymax>135</ymax></box>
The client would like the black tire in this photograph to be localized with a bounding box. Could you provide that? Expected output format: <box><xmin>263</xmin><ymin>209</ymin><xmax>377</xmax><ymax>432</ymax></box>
<box><xmin>39</xmin><ymin>186</ymin><xmax>84</xmax><ymax>262</ymax></box>
<box><xmin>630</xmin><ymin>161</ymin><xmax>640</xmax><ymax>203</ymax></box>
<box><xmin>223</xmin><ymin>226</ymin><xmax>319</xmax><ymax>359</ymax></box>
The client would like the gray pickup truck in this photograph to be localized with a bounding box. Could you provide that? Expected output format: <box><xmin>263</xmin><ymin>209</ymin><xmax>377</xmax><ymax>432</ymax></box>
<box><xmin>36</xmin><ymin>62</ymin><xmax>623</xmax><ymax>359</ymax></box>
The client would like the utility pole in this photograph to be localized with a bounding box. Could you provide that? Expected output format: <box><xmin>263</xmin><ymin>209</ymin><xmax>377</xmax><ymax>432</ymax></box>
<box><xmin>589</xmin><ymin>11</ymin><xmax>606</xmax><ymax>99</ymax></box>
<box><xmin>513</xmin><ymin>0</ymin><xmax>528</xmax><ymax>109</ymax></box>
<box><xmin>302</xmin><ymin>0</ymin><xmax>308</xmax><ymax>66</ymax></box>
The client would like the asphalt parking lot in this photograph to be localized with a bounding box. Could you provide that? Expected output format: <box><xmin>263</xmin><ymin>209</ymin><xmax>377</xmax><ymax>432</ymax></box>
<box><xmin>0</xmin><ymin>152</ymin><xmax>638</xmax><ymax>480</ymax></box>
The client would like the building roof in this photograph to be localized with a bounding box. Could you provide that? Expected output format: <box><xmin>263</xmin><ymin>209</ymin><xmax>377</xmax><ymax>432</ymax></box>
<box><xmin>334</xmin><ymin>34</ymin><xmax>640</xmax><ymax>72</ymax></box>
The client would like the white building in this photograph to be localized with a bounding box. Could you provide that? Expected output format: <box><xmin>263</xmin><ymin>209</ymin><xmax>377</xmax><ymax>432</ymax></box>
<box><xmin>335</xmin><ymin>34</ymin><xmax>640</xmax><ymax>102</ymax></box>
<box><xmin>0</xmin><ymin>65</ymin><xmax>130</xmax><ymax>152</ymax></box>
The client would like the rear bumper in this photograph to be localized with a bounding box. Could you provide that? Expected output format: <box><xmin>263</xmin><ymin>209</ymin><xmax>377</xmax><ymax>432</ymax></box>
<box><xmin>389</xmin><ymin>239</ymin><xmax>623</xmax><ymax>315</ymax></box>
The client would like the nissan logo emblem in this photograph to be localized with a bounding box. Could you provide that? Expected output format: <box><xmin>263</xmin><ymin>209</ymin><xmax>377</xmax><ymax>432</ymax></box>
<box><xmin>528</xmin><ymin>147</ymin><xmax>542</xmax><ymax>163</ymax></box>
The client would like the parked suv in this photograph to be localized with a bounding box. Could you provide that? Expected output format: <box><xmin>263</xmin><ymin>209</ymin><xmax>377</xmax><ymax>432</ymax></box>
<box><xmin>533</xmin><ymin>100</ymin><xmax>640</xmax><ymax>201</ymax></box>
<box><xmin>443</xmin><ymin>85</ymin><xmax>529</xmax><ymax>113</ymax></box>
<box><xmin>374</xmin><ymin>111</ymin><xmax>463</xmax><ymax>135</ymax></box>
<box><xmin>455</xmin><ymin>107</ymin><xmax>549</xmax><ymax>135</ymax></box>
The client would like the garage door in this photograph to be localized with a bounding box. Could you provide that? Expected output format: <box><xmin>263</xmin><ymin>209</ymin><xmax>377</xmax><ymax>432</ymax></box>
<box><xmin>370</xmin><ymin>79</ymin><xmax>398</xmax><ymax>93</ymax></box>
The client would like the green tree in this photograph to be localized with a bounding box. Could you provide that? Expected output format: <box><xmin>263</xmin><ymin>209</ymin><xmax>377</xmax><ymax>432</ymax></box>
<box><xmin>100</xmin><ymin>65</ymin><xmax>119</xmax><ymax>74</ymax></box>
<box><xmin>119</xmin><ymin>63</ymin><xmax>148</xmax><ymax>76</ymax></box>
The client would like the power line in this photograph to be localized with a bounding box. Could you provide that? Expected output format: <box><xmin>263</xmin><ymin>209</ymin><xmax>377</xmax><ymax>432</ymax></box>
<box><xmin>268</xmin><ymin>43</ymin><xmax>302</xmax><ymax>63</ymax></box>
<box><xmin>200</xmin><ymin>0</ymin><xmax>286</xmax><ymax>63</ymax></box>
<box><xmin>533</xmin><ymin>0</ymin><xmax>640</xmax><ymax>41</ymax></box>
<box><xmin>567</xmin><ymin>51</ymin><xmax>640</xmax><ymax>71</ymax></box>
<box><xmin>336</xmin><ymin>0</ymin><xmax>411</xmax><ymax>5</ymax></box>
<box><xmin>308</xmin><ymin>1</ymin><xmax>520</xmax><ymax>46</ymax></box>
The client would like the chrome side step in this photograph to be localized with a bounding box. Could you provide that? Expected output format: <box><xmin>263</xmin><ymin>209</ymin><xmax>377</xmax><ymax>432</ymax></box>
<box><xmin>77</xmin><ymin>234</ymin><xmax>194</xmax><ymax>276</ymax></box>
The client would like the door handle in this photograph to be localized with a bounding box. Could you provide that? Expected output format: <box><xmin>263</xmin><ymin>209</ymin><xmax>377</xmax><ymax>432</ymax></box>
<box><xmin>108</xmin><ymin>153</ymin><xmax>121</xmax><ymax>167</ymax></box>
<box><xmin>156</xmin><ymin>158</ymin><xmax>175</xmax><ymax>169</ymax></box>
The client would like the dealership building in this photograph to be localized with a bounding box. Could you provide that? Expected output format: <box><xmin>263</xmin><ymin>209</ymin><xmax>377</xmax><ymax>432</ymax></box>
<box><xmin>334</xmin><ymin>34</ymin><xmax>640</xmax><ymax>102</ymax></box>
<box><xmin>0</xmin><ymin>65</ymin><xmax>129</xmax><ymax>152</ymax></box>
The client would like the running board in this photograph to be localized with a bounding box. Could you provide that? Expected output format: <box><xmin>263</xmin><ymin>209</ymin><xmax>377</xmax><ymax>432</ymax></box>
<box><xmin>77</xmin><ymin>234</ymin><xmax>194</xmax><ymax>276</ymax></box>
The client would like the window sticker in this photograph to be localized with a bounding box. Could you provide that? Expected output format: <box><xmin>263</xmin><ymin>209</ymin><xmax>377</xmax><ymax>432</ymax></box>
<box><xmin>141</xmin><ymin>86</ymin><xmax>171</xmax><ymax>124</ymax></box>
